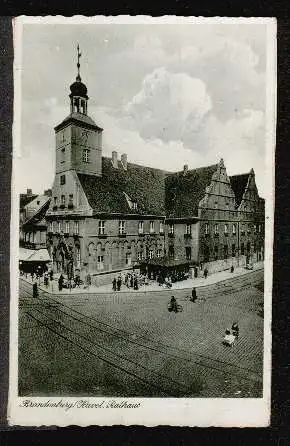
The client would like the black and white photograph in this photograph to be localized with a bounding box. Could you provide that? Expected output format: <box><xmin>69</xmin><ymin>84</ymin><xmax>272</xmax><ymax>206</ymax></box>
<box><xmin>9</xmin><ymin>16</ymin><xmax>276</xmax><ymax>427</ymax></box>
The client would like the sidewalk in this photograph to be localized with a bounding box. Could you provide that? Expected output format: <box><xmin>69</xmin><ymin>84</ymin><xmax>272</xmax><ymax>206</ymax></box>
<box><xmin>21</xmin><ymin>262</ymin><xmax>264</xmax><ymax>296</ymax></box>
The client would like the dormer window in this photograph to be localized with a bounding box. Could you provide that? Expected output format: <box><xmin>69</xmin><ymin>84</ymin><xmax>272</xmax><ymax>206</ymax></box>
<box><xmin>132</xmin><ymin>202</ymin><xmax>138</xmax><ymax>211</ymax></box>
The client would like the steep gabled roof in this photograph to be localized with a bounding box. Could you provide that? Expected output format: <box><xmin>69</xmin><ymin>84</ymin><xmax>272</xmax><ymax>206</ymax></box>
<box><xmin>229</xmin><ymin>173</ymin><xmax>250</xmax><ymax>207</ymax></box>
<box><xmin>165</xmin><ymin>164</ymin><xmax>218</xmax><ymax>218</ymax></box>
<box><xmin>77</xmin><ymin>157</ymin><xmax>167</xmax><ymax>216</ymax></box>
<box><xmin>22</xmin><ymin>197</ymin><xmax>51</xmax><ymax>228</ymax></box>
<box><xmin>20</xmin><ymin>194</ymin><xmax>38</xmax><ymax>210</ymax></box>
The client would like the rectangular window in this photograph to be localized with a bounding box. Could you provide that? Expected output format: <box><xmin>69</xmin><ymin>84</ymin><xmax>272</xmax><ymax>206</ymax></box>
<box><xmin>258</xmin><ymin>224</ymin><xmax>262</xmax><ymax>233</ymax></box>
<box><xmin>58</xmin><ymin>221</ymin><xmax>62</xmax><ymax>233</ymax></box>
<box><xmin>119</xmin><ymin>220</ymin><xmax>126</xmax><ymax>235</ymax></box>
<box><xmin>97</xmin><ymin>255</ymin><xmax>104</xmax><ymax>270</ymax></box>
<box><xmin>60</xmin><ymin>174</ymin><xmax>66</xmax><ymax>185</ymax></box>
<box><xmin>61</xmin><ymin>195</ymin><xmax>65</xmax><ymax>205</ymax></box>
<box><xmin>232</xmin><ymin>224</ymin><xmax>236</xmax><ymax>235</ymax></box>
<box><xmin>232</xmin><ymin>244</ymin><xmax>236</xmax><ymax>257</ymax></box>
<box><xmin>169</xmin><ymin>223</ymin><xmax>174</xmax><ymax>234</ymax></box>
<box><xmin>224</xmin><ymin>224</ymin><xmax>228</xmax><ymax>234</ymax></box>
<box><xmin>214</xmin><ymin>224</ymin><xmax>219</xmax><ymax>235</ymax></box>
<box><xmin>149</xmin><ymin>249</ymin><xmax>154</xmax><ymax>259</ymax></box>
<box><xmin>126</xmin><ymin>252</ymin><xmax>132</xmax><ymax>266</ymax></box>
<box><xmin>157</xmin><ymin>249</ymin><xmax>162</xmax><ymax>258</ymax></box>
<box><xmin>254</xmin><ymin>224</ymin><xmax>257</xmax><ymax>234</ymax></box>
<box><xmin>205</xmin><ymin>223</ymin><xmax>209</xmax><ymax>235</ymax></box>
<box><xmin>83</xmin><ymin>148</ymin><xmax>90</xmax><ymax>163</ymax></box>
<box><xmin>186</xmin><ymin>223</ymin><xmax>191</xmax><ymax>235</ymax></box>
<box><xmin>137</xmin><ymin>251</ymin><xmax>144</xmax><ymax>261</ymax></box>
<box><xmin>98</xmin><ymin>220</ymin><xmax>105</xmax><ymax>235</ymax></box>
<box><xmin>49</xmin><ymin>221</ymin><xmax>53</xmax><ymax>232</ymax></box>
<box><xmin>149</xmin><ymin>221</ymin><xmax>155</xmax><ymax>233</ymax></box>
<box><xmin>132</xmin><ymin>202</ymin><xmax>138</xmax><ymax>210</ymax></box>
<box><xmin>68</xmin><ymin>194</ymin><xmax>73</xmax><ymax>205</ymax></box>
<box><xmin>65</xmin><ymin>221</ymin><xmax>70</xmax><ymax>234</ymax></box>
<box><xmin>138</xmin><ymin>221</ymin><xmax>144</xmax><ymax>234</ymax></box>
<box><xmin>185</xmin><ymin>247</ymin><xmax>192</xmax><ymax>260</ymax></box>
<box><xmin>54</xmin><ymin>197</ymin><xmax>57</xmax><ymax>205</ymax></box>
<box><xmin>61</xmin><ymin>148</ymin><xmax>65</xmax><ymax>163</ymax></box>
<box><xmin>159</xmin><ymin>221</ymin><xmax>164</xmax><ymax>233</ymax></box>
<box><xmin>74</xmin><ymin>221</ymin><xmax>79</xmax><ymax>235</ymax></box>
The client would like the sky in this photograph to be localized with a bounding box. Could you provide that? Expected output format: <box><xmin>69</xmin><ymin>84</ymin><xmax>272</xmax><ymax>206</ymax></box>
<box><xmin>18</xmin><ymin>20</ymin><xmax>270</xmax><ymax>196</ymax></box>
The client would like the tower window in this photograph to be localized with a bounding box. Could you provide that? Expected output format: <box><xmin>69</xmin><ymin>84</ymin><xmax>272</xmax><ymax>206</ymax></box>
<box><xmin>232</xmin><ymin>224</ymin><xmax>236</xmax><ymax>235</ymax></box>
<box><xmin>169</xmin><ymin>224</ymin><xmax>174</xmax><ymax>234</ymax></box>
<box><xmin>159</xmin><ymin>221</ymin><xmax>164</xmax><ymax>234</ymax></box>
<box><xmin>60</xmin><ymin>175</ymin><xmax>66</xmax><ymax>185</ymax></box>
<box><xmin>61</xmin><ymin>148</ymin><xmax>65</xmax><ymax>163</ymax></box>
<box><xmin>61</xmin><ymin>195</ymin><xmax>65</xmax><ymax>206</ymax></box>
<box><xmin>83</xmin><ymin>149</ymin><xmax>90</xmax><ymax>163</ymax></box>
<box><xmin>149</xmin><ymin>221</ymin><xmax>155</xmax><ymax>233</ymax></box>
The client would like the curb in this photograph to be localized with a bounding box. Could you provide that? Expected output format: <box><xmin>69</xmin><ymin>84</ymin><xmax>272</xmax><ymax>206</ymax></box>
<box><xmin>20</xmin><ymin>265</ymin><xmax>264</xmax><ymax>297</ymax></box>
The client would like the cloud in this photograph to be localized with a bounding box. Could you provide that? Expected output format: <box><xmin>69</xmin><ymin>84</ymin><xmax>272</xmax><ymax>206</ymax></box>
<box><xmin>124</xmin><ymin>68</ymin><xmax>212</xmax><ymax>143</ymax></box>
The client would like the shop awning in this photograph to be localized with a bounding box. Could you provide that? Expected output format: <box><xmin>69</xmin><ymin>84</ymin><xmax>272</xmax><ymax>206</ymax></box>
<box><xmin>19</xmin><ymin>247</ymin><xmax>51</xmax><ymax>262</ymax></box>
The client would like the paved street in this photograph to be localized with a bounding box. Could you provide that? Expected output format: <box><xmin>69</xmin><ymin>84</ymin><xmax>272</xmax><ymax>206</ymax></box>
<box><xmin>19</xmin><ymin>269</ymin><xmax>264</xmax><ymax>398</ymax></box>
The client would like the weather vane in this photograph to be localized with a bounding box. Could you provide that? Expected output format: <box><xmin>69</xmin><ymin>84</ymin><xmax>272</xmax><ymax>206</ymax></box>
<box><xmin>77</xmin><ymin>43</ymin><xmax>82</xmax><ymax>80</ymax></box>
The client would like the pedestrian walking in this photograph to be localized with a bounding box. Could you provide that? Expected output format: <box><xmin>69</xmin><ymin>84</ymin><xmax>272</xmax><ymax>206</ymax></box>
<box><xmin>49</xmin><ymin>269</ymin><xmax>53</xmax><ymax>281</ymax></box>
<box><xmin>58</xmin><ymin>274</ymin><xmax>64</xmax><ymax>292</ymax></box>
<box><xmin>194</xmin><ymin>266</ymin><xmax>198</xmax><ymax>279</ymax></box>
<box><xmin>130</xmin><ymin>275</ymin><xmax>134</xmax><ymax>288</ymax></box>
<box><xmin>134</xmin><ymin>276</ymin><xmax>139</xmax><ymax>290</ymax></box>
<box><xmin>190</xmin><ymin>287</ymin><xmax>197</xmax><ymax>302</ymax></box>
<box><xmin>33</xmin><ymin>282</ymin><xmax>38</xmax><ymax>298</ymax></box>
<box><xmin>230</xmin><ymin>265</ymin><xmax>234</xmax><ymax>273</ymax></box>
<box><xmin>232</xmin><ymin>322</ymin><xmax>239</xmax><ymax>339</ymax></box>
<box><xmin>112</xmin><ymin>277</ymin><xmax>117</xmax><ymax>291</ymax></box>
<box><xmin>86</xmin><ymin>272</ymin><xmax>92</xmax><ymax>289</ymax></box>
<box><xmin>44</xmin><ymin>273</ymin><xmax>49</xmax><ymax>288</ymax></box>
<box><xmin>117</xmin><ymin>275</ymin><xmax>122</xmax><ymax>291</ymax></box>
<box><xmin>204</xmin><ymin>267</ymin><xmax>208</xmax><ymax>279</ymax></box>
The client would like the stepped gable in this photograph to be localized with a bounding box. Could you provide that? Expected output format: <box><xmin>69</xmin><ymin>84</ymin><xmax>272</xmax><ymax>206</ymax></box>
<box><xmin>229</xmin><ymin>173</ymin><xmax>250</xmax><ymax>207</ymax></box>
<box><xmin>77</xmin><ymin>157</ymin><xmax>167</xmax><ymax>216</ymax></box>
<box><xmin>165</xmin><ymin>164</ymin><xmax>218</xmax><ymax>218</ymax></box>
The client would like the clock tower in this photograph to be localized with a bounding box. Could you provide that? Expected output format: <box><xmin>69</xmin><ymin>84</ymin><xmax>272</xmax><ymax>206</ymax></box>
<box><xmin>54</xmin><ymin>45</ymin><xmax>103</xmax><ymax>177</ymax></box>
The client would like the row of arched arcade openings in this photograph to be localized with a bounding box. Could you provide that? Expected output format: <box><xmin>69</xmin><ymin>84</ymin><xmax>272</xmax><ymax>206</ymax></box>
<box><xmin>48</xmin><ymin>238</ymin><xmax>165</xmax><ymax>276</ymax></box>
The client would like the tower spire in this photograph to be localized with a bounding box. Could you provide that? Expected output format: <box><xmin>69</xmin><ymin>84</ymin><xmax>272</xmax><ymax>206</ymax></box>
<box><xmin>76</xmin><ymin>43</ymin><xmax>82</xmax><ymax>81</ymax></box>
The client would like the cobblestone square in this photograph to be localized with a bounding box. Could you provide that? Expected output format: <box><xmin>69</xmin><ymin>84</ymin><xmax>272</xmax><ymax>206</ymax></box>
<box><xmin>19</xmin><ymin>269</ymin><xmax>264</xmax><ymax>398</ymax></box>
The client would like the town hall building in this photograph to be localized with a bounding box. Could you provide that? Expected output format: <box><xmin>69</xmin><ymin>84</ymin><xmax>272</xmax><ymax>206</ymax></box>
<box><xmin>45</xmin><ymin>51</ymin><xmax>265</xmax><ymax>285</ymax></box>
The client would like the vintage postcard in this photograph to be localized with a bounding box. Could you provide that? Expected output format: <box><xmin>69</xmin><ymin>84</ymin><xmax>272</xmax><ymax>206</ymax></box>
<box><xmin>8</xmin><ymin>16</ymin><xmax>276</xmax><ymax>427</ymax></box>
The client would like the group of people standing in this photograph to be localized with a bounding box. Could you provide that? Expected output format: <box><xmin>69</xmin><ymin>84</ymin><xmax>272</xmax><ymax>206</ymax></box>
<box><xmin>112</xmin><ymin>272</ymin><xmax>140</xmax><ymax>292</ymax></box>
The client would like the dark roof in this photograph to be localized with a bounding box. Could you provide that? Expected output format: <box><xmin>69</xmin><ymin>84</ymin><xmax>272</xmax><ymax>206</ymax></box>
<box><xmin>20</xmin><ymin>194</ymin><xmax>38</xmax><ymax>210</ymax></box>
<box><xmin>78</xmin><ymin>157</ymin><xmax>167</xmax><ymax>216</ymax></box>
<box><xmin>22</xmin><ymin>198</ymin><xmax>51</xmax><ymax>228</ymax></box>
<box><xmin>165</xmin><ymin>164</ymin><xmax>218</xmax><ymax>218</ymax></box>
<box><xmin>229</xmin><ymin>174</ymin><xmax>250</xmax><ymax>207</ymax></box>
<box><xmin>54</xmin><ymin>112</ymin><xmax>103</xmax><ymax>132</ymax></box>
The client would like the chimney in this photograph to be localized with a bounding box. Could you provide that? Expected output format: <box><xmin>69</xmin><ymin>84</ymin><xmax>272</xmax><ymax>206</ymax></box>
<box><xmin>112</xmin><ymin>151</ymin><xmax>118</xmax><ymax>169</ymax></box>
<box><xmin>121</xmin><ymin>153</ymin><xmax>127</xmax><ymax>170</ymax></box>
<box><xmin>183</xmin><ymin>164</ymin><xmax>188</xmax><ymax>175</ymax></box>
<box><xmin>44</xmin><ymin>189</ymin><xmax>52</xmax><ymax>197</ymax></box>
<box><xmin>27</xmin><ymin>188</ymin><xmax>32</xmax><ymax>196</ymax></box>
